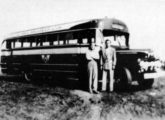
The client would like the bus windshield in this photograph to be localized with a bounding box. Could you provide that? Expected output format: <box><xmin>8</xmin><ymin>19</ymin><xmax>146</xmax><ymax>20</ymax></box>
<box><xmin>102</xmin><ymin>30</ymin><xmax>128</xmax><ymax>48</ymax></box>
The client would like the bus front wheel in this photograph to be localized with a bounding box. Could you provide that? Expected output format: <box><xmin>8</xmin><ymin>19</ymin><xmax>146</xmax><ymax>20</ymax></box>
<box><xmin>115</xmin><ymin>67</ymin><xmax>132</xmax><ymax>90</ymax></box>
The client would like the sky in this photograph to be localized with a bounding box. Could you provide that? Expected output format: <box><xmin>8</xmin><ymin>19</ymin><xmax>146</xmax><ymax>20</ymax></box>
<box><xmin>0</xmin><ymin>0</ymin><xmax>165</xmax><ymax>59</ymax></box>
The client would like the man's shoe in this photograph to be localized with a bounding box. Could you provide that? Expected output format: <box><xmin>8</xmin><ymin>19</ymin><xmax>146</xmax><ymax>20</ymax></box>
<box><xmin>89</xmin><ymin>89</ymin><xmax>93</xmax><ymax>94</ymax></box>
<box><xmin>93</xmin><ymin>90</ymin><xmax>99</xmax><ymax>94</ymax></box>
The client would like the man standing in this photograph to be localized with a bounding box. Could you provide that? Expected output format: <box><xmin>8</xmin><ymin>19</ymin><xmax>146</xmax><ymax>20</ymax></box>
<box><xmin>101</xmin><ymin>39</ymin><xmax>117</xmax><ymax>92</ymax></box>
<box><xmin>86</xmin><ymin>42</ymin><xmax>100</xmax><ymax>94</ymax></box>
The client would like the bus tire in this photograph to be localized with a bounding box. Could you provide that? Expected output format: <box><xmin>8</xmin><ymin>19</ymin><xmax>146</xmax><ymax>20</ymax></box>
<box><xmin>24</xmin><ymin>72</ymin><xmax>33</xmax><ymax>82</ymax></box>
<box><xmin>124</xmin><ymin>67</ymin><xmax>132</xmax><ymax>85</ymax></box>
<box><xmin>115</xmin><ymin>67</ymin><xmax>132</xmax><ymax>90</ymax></box>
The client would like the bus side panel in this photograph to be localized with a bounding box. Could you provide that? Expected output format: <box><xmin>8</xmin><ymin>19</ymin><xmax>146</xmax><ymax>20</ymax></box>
<box><xmin>3</xmin><ymin>46</ymin><xmax>88</xmax><ymax>81</ymax></box>
<box><xmin>9</xmin><ymin>54</ymin><xmax>78</xmax><ymax>76</ymax></box>
<box><xmin>1</xmin><ymin>46</ymin><xmax>89</xmax><ymax>90</ymax></box>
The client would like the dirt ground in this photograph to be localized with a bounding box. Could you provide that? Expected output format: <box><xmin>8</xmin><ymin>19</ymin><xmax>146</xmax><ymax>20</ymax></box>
<box><xmin>0</xmin><ymin>73</ymin><xmax>165</xmax><ymax>120</ymax></box>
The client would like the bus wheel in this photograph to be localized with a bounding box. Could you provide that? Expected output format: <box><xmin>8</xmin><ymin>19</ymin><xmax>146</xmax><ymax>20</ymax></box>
<box><xmin>124</xmin><ymin>67</ymin><xmax>132</xmax><ymax>85</ymax></box>
<box><xmin>115</xmin><ymin>67</ymin><xmax>132</xmax><ymax>90</ymax></box>
<box><xmin>24</xmin><ymin>72</ymin><xmax>33</xmax><ymax>82</ymax></box>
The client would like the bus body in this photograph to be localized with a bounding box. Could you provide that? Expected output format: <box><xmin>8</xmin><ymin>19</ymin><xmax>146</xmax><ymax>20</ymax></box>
<box><xmin>0</xmin><ymin>18</ymin><xmax>160</xmax><ymax>89</ymax></box>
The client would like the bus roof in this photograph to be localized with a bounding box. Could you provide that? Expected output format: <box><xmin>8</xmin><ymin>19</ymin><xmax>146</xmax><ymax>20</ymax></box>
<box><xmin>6</xmin><ymin>18</ymin><xmax>129</xmax><ymax>40</ymax></box>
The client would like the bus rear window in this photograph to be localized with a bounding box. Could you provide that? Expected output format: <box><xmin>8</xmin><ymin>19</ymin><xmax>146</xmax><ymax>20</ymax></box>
<box><xmin>15</xmin><ymin>40</ymin><xmax>22</xmax><ymax>48</ymax></box>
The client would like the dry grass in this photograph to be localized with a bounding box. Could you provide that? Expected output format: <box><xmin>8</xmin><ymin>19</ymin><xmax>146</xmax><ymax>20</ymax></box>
<box><xmin>0</xmin><ymin>75</ymin><xmax>165</xmax><ymax>120</ymax></box>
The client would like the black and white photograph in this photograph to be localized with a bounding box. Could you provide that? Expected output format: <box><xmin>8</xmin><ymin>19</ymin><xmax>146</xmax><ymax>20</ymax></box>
<box><xmin>0</xmin><ymin>0</ymin><xmax>165</xmax><ymax>120</ymax></box>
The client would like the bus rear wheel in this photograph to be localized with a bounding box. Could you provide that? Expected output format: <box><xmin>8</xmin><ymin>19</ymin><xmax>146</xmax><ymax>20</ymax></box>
<box><xmin>24</xmin><ymin>72</ymin><xmax>33</xmax><ymax>82</ymax></box>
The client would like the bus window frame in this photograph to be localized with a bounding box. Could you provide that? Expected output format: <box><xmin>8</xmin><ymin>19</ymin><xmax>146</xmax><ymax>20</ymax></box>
<box><xmin>2</xmin><ymin>28</ymin><xmax>97</xmax><ymax>50</ymax></box>
<box><xmin>15</xmin><ymin>39</ymin><xmax>22</xmax><ymax>48</ymax></box>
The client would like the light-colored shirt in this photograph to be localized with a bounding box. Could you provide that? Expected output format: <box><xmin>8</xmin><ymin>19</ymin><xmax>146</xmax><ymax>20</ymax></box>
<box><xmin>86</xmin><ymin>47</ymin><xmax>100</xmax><ymax>60</ymax></box>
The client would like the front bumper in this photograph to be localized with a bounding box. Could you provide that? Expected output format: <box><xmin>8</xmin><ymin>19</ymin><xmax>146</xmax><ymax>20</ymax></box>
<box><xmin>144</xmin><ymin>71</ymin><xmax>163</xmax><ymax>79</ymax></box>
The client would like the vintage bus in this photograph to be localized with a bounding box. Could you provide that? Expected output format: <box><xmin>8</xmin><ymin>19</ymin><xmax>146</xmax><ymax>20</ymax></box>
<box><xmin>0</xmin><ymin>18</ymin><xmax>159</xmax><ymax>89</ymax></box>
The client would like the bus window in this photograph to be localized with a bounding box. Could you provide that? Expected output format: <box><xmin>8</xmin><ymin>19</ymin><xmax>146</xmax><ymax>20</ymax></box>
<box><xmin>32</xmin><ymin>42</ymin><xmax>36</xmax><ymax>47</ymax></box>
<box><xmin>82</xmin><ymin>38</ymin><xmax>88</xmax><ymax>44</ymax></box>
<box><xmin>43</xmin><ymin>41</ymin><xmax>49</xmax><ymax>46</ymax></box>
<box><xmin>11</xmin><ymin>41</ymin><xmax>15</xmax><ymax>48</ymax></box>
<box><xmin>59</xmin><ymin>33</ymin><xmax>66</xmax><ymax>45</ymax></box>
<box><xmin>68</xmin><ymin>39</ymin><xmax>78</xmax><ymax>44</ymax></box>
<box><xmin>42</xmin><ymin>36</ymin><xmax>50</xmax><ymax>46</ymax></box>
<box><xmin>86</xmin><ymin>37</ymin><xmax>95</xmax><ymax>44</ymax></box>
<box><xmin>36</xmin><ymin>37</ymin><xmax>42</xmax><ymax>46</ymax></box>
<box><xmin>65</xmin><ymin>32</ymin><xmax>76</xmax><ymax>44</ymax></box>
<box><xmin>119</xmin><ymin>35</ymin><xmax>126</xmax><ymax>46</ymax></box>
<box><xmin>81</xmin><ymin>30</ymin><xmax>95</xmax><ymax>44</ymax></box>
<box><xmin>23</xmin><ymin>38</ymin><xmax>30</xmax><ymax>48</ymax></box>
<box><xmin>103</xmin><ymin>30</ymin><xmax>127</xmax><ymax>48</ymax></box>
<box><xmin>50</xmin><ymin>41</ymin><xmax>53</xmax><ymax>45</ymax></box>
<box><xmin>15</xmin><ymin>39</ymin><xmax>22</xmax><ymax>48</ymax></box>
<box><xmin>25</xmin><ymin>37</ymin><xmax>35</xmax><ymax>47</ymax></box>
<box><xmin>23</xmin><ymin>42</ymin><xmax>30</xmax><ymax>48</ymax></box>
<box><xmin>47</xmin><ymin>34</ymin><xmax>57</xmax><ymax>46</ymax></box>
<box><xmin>34</xmin><ymin>36</ymin><xmax>47</xmax><ymax>47</ymax></box>
<box><xmin>59</xmin><ymin>40</ymin><xmax>64</xmax><ymax>45</ymax></box>
<box><xmin>54</xmin><ymin>41</ymin><xmax>58</xmax><ymax>45</ymax></box>
<box><xmin>66</xmin><ymin>33</ymin><xmax>73</xmax><ymax>40</ymax></box>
